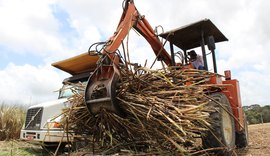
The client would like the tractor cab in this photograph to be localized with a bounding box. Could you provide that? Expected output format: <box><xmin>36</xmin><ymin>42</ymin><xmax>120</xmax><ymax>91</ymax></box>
<box><xmin>159</xmin><ymin>19</ymin><xmax>228</xmax><ymax>73</ymax></box>
<box><xmin>161</xmin><ymin>19</ymin><xmax>248</xmax><ymax>151</ymax></box>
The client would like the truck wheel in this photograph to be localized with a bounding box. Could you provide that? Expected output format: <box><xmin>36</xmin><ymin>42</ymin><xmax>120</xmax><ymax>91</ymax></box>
<box><xmin>202</xmin><ymin>93</ymin><xmax>235</xmax><ymax>155</ymax></box>
<box><xmin>235</xmin><ymin>115</ymin><xmax>249</xmax><ymax>148</ymax></box>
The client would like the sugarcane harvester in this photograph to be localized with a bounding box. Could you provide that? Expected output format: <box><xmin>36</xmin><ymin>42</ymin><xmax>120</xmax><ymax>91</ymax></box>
<box><xmin>84</xmin><ymin>0</ymin><xmax>248</xmax><ymax>154</ymax></box>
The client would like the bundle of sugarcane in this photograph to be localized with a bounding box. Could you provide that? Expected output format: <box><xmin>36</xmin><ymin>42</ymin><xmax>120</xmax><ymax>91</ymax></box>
<box><xmin>62</xmin><ymin>67</ymin><xmax>222</xmax><ymax>155</ymax></box>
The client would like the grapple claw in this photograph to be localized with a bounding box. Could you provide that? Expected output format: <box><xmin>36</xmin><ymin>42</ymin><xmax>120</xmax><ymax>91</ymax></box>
<box><xmin>85</xmin><ymin>64</ymin><xmax>122</xmax><ymax>115</ymax></box>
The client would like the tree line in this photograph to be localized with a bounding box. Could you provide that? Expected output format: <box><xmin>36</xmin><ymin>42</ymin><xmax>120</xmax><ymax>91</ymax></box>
<box><xmin>243</xmin><ymin>104</ymin><xmax>270</xmax><ymax>124</ymax></box>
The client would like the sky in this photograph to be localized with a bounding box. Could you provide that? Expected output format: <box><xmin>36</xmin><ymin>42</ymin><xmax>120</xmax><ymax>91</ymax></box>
<box><xmin>0</xmin><ymin>0</ymin><xmax>269</xmax><ymax>106</ymax></box>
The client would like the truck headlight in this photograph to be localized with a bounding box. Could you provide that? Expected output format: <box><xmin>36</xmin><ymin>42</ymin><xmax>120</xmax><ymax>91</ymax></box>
<box><xmin>44</xmin><ymin>116</ymin><xmax>62</xmax><ymax>129</ymax></box>
<box><xmin>44</xmin><ymin>122</ymin><xmax>62</xmax><ymax>129</ymax></box>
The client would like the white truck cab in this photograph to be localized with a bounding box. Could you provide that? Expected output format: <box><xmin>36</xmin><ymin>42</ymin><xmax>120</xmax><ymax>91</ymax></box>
<box><xmin>20</xmin><ymin>52</ymin><xmax>99</xmax><ymax>150</ymax></box>
<box><xmin>20</xmin><ymin>72</ymin><xmax>90</xmax><ymax>149</ymax></box>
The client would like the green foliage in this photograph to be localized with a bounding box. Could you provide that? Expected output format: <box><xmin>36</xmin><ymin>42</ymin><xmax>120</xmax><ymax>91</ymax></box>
<box><xmin>244</xmin><ymin>104</ymin><xmax>270</xmax><ymax>124</ymax></box>
<box><xmin>0</xmin><ymin>140</ymin><xmax>48</xmax><ymax>156</ymax></box>
<box><xmin>0</xmin><ymin>103</ymin><xmax>27</xmax><ymax>140</ymax></box>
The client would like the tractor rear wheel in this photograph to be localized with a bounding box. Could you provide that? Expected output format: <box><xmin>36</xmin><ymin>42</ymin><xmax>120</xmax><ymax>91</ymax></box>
<box><xmin>235</xmin><ymin>114</ymin><xmax>249</xmax><ymax>148</ymax></box>
<box><xmin>202</xmin><ymin>93</ymin><xmax>235</xmax><ymax>155</ymax></box>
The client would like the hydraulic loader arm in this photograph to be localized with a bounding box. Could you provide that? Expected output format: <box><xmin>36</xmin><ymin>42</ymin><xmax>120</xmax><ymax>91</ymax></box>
<box><xmin>85</xmin><ymin>0</ymin><xmax>172</xmax><ymax>115</ymax></box>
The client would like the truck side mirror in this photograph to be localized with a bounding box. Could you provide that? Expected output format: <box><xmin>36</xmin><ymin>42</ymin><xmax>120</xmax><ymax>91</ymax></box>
<box><xmin>208</xmin><ymin>36</ymin><xmax>216</xmax><ymax>50</ymax></box>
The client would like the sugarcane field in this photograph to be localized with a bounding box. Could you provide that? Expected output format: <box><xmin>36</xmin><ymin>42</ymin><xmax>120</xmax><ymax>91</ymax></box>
<box><xmin>1</xmin><ymin>0</ymin><xmax>270</xmax><ymax>156</ymax></box>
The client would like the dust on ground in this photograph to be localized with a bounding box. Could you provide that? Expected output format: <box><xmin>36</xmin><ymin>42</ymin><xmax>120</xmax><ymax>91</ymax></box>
<box><xmin>237</xmin><ymin>122</ymin><xmax>270</xmax><ymax>156</ymax></box>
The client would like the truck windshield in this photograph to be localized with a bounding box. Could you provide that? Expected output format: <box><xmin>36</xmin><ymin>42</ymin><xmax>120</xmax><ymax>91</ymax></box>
<box><xmin>58</xmin><ymin>81</ymin><xmax>87</xmax><ymax>99</ymax></box>
<box><xmin>58</xmin><ymin>85</ymin><xmax>75</xmax><ymax>99</ymax></box>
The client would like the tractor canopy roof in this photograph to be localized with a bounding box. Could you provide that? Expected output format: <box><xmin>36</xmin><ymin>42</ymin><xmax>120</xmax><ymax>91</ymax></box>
<box><xmin>159</xmin><ymin>19</ymin><xmax>228</xmax><ymax>51</ymax></box>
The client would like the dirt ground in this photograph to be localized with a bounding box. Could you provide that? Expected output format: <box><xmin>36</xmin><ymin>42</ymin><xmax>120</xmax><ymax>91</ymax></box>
<box><xmin>236</xmin><ymin>123</ymin><xmax>270</xmax><ymax>156</ymax></box>
<box><xmin>67</xmin><ymin>123</ymin><xmax>270</xmax><ymax>156</ymax></box>
<box><xmin>0</xmin><ymin>123</ymin><xmax>269</xmax><ymax>155</ymax></box>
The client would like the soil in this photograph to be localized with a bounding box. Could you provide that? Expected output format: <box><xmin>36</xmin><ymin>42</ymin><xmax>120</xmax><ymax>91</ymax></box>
<box><xmin>236</xmin><ymin>122</ymin><xmax>270</xmax><ymax>156</ymax></box>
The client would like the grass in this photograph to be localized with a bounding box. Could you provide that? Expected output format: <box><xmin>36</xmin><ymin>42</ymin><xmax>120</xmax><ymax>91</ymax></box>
<box><xmin>0</xmin><ymin>140</ymin><xmax>48</xmax><ymax>156</ymax></box>
<box><xmin>0</xmin><ymin>103</ymin><xmax>26</xmax><ymax>141</ymax></box>
<box><xmin>0</xmin><ymin>103</ymin><xmax>64</xmax><ymax>155</ymax></box>
<box><xmin>0</xmin><ymin>103</ymin><xmax>43</xmax><ymax>155</ymax></box>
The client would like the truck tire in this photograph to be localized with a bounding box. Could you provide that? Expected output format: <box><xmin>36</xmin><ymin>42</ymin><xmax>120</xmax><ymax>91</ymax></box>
<box><xmin>235</xmin><ymin>115</ymin><xmax>249</xmax><ymax>148</ymax></box>
<box><xmin>202</xmin><ymin>93</ymin><xmax>235</xmax><ymax>155</ymax></box>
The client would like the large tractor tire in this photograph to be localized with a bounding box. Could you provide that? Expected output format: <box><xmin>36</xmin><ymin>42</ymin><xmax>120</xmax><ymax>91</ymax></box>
<box><xmin>235</xmin><ymin>114</ymin><xmax>249</xmax><ymax>148</ymax></box>
<box><xmin>202</xmin><ymin>93</ymin><xmax>235</xmax><ymax>155</ymax></box>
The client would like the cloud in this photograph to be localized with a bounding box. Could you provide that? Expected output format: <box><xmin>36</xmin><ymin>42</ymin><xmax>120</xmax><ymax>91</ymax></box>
<box><xmin>56</xmin><ymin>0</ymin><xmax>121</xmax><ymax>35</ymax></box>
<box><xmin>1</xmin><ymin>0</ymin><xmax>270</xmax><ymax>106</ymax></box>
<box><xmin>238</xmin><ymin>69</ymin><xmax>270</xmax><ymax>105</ymax></box>
<box><xmin>0</xmin><ymin>0</ymin><xmax>61</xmax><ymax>54</ymax></box>
<box><xmin>0</xmin><ymin>63</ymin><xmax>68</xmax><ymax>105</ymax></box>
<box><xmin>0</xmin><ymin>0</ymin><xmax>85</xmax><ymax>63</ymax></box>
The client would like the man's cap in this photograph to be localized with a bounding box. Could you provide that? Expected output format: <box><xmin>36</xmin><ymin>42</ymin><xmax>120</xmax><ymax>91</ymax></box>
<box><xmin>188</xmin><ymin>50</ymin><xmax>197</xmax><ymax>56</ymax></box>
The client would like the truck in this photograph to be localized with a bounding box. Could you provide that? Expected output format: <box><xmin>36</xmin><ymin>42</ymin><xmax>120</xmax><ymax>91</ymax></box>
<box><xmin>20</xmin><ymin>53</ymin><xmax>99</xmax><ymax>151</ymax></box>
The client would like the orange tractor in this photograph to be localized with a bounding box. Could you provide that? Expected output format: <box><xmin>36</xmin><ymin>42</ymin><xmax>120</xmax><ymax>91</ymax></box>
<box><xmin>84</xmin><ymin>0</ymin><xmax>248</xmax><ymax>154</ymax></box>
